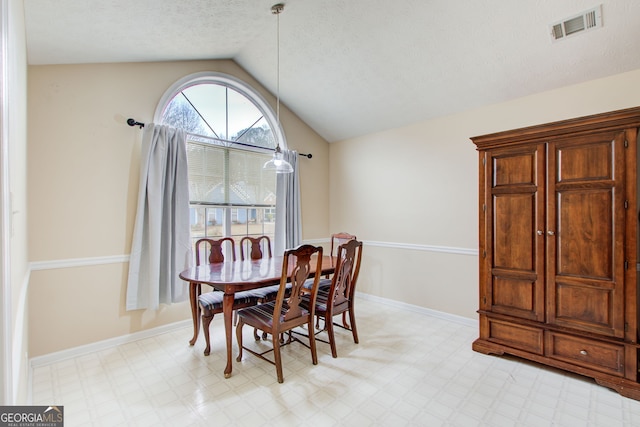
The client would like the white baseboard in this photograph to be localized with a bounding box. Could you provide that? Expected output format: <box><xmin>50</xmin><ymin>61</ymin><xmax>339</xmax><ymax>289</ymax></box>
<box><xmin>13</xmin><ymin>269</ymin><xmax>30</xmax><ymax>403</ymax></box>
<box><xmin>29</xmin><ymin>319</ymin><xmax>192</xmax><ymax>368</ymax></box>
<box><xmin>357</xmin><ymin>292</ymin><xmax>478</xmax><ymax>327</ymax></box>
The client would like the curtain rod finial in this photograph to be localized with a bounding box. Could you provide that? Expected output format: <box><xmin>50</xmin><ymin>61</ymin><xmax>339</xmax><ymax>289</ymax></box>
<box><xmin>127</xmin><ymin>118</ymin><xmax>145</xmax><ymax>129</ymax></box>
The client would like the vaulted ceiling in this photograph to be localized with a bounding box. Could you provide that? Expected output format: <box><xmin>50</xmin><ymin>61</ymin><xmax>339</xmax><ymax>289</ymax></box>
<box><xmin>23</xmin><ymin>0</ymin><xmax>640</xmax><ymax>142</ymax></box>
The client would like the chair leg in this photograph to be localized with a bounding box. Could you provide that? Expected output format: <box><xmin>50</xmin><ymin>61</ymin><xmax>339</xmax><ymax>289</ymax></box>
<box><xmin>235</xmin><ymin>318</ymin><xmax>244</xmax><ymax>362</ymax></box>
<box><xmin>308</xmin><ymin>319</ymin><xmax>318</xmax><ymax>365</ymax></box>
<box><xmin>272</xmin><ymin>333</ymin><xmax>284</xmax><ymax>383</ymax></box>
<box><xmin>349</xmin><ymin>307</ymin><xmax>359</xmax><ymax>344</ymax></box>
<box><xmin>342</xmin><ymin>312</ymin><xmax>350</xmax><ymax>329</ymax></box>
<box><xmin>325</xmin><ymin>315</ymin><xmax>338</xmax><ymax>358</ymax></box>
<box><xmin>202</xmin><ymin>312</ymin><xmax>214</xmax><ymax>356</ymax></box>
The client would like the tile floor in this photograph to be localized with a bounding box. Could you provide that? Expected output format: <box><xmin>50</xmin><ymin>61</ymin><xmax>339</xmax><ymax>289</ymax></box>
<box><xmin>31</xmin><ymin>297</ymin><xmax>640</xmax><ymax>426</ymax></box>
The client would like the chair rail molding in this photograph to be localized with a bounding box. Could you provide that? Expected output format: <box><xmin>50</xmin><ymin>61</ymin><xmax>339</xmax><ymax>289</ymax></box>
<box><xmin>364</xmin><ymin>240</ymin><xmax>478</xmax><ymax>256</ymax></box>
<box><xmin>30</xmin><ymin>255</ymin><xmax>130</xmax><ymax>271</ymax></box>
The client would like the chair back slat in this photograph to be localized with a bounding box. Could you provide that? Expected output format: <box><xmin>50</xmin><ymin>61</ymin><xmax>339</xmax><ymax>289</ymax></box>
<box><xmin>331</xmin><ymin>239</ymin><xmax>363</xmax><ymax>304</ymax></box>
<box><xmin>195</xmin><ymin>237</ymin><xmax>236</xmax><ymax>266</ymax></box>
<box><xmin>240</xmin><ymin>235</ymin><xmax>273</xmax><ymax>261</ymax></box>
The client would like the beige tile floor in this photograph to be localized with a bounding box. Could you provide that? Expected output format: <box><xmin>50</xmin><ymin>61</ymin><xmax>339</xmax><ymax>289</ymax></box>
<box><xmin>31</xmin><ymin>297</ymin><xmax>640</xmax><ymax>426</ymax></box>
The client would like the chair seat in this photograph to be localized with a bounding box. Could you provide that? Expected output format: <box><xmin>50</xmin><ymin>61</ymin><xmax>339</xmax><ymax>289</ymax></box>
<box><xmin>247</xmin><ymin>284</ymin><xmax>283</xmax><ymax>299</ymax></box>
<box><xmin>237</xmin><ymin>301</ymin><xmax>311</xmax><ymax>329</ymax></box>
<box><xmin>301</xmin><ymin>287</ymin><xmax>348</xmax><ymax>314</ymax></box>
<box><xmin>198</xmin><ymin>290</ymin><xmax>258</xmax><ymax>311</ymax></box>
<box><xmin>247</xmin><ymin>283</ymin><xmax>294</xmax><ymax>303</ymax></box>
<box><xmin>303</xmin><ymin>277</ymin><xmax>331</xmax><ymax>290</ymax></box>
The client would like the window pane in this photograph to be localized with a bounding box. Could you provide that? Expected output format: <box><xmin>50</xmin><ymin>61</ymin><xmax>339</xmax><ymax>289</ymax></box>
<box><xmin>162</xmin><ymin>92</ymin><xmax>217</xmax><ymax>138</ymax></box>
<box><xmin>235</xmin><ymin>116</ymin><xmax>275</xmax><ymax>148</ymax></box>
<box><xmin>227</xmin><ymin>89</ymin><xmax>271</xmax><ymax>144</ymax></box>
<box><xmin>187</xmin><ymin>143</ymin><xmax>226</xmax><ymax>203</ymax></box>
<box><xmin>228</xmin><ymin>149</ymin><xmax>276</xmax><ymax>205</ymax></box>
<box><xmin>187</xmin><ymin>141</ymin><xmax>275</xmax><ymax>206</ymax></box>
<box><xmin>181</xmin><ymin>84</ymin><xmax>228</xmax><ymax>138</ymax></box>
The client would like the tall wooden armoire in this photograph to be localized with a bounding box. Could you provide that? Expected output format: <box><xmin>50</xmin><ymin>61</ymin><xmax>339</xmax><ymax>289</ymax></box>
<box><xmin>471</xmin><ymin>107</ymin><xmax>640</xmax><ymax>400</ymax></box>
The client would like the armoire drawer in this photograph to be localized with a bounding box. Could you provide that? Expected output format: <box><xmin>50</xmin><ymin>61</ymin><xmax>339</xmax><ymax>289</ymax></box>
<box><xmin>487</xmin><ymin>318</ymin><xmax>544</xmax><ymax>355</ymax></box>
<box><xmin>546</xmin><ymin>332</ymin><xmax>624</xmax><ymax>376</ymax></box>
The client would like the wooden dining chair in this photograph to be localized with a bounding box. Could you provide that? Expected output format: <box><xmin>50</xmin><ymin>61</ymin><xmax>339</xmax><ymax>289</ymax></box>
<box><xmin>307</xmin><ymin>231</ymin><xmax>357</xmax><ymax>328</ymax></box>
<box><xmin>303</xmin><ymin>232</ymin><xmax>356</xmax><ymax>290</ymax></box>
<box><xmin>196</xmin><ymin>237</ymin><xmax>259</xmax><ymax>356</ymax></box>
<box><xmin>235</xmin><ymin>244</ymin><xmax>324</xmax><ymax>383</ymax></box>
<box><xmin>195</xmin><ymin>237</ymin><xmax>235</xmax><ymax>265</ymax></box>
<box><xmin>330</xmin><ymin>232</ymin><xmax>357</xmax><ymax>257</ymax></box>
<box><xmin>302</xmin><ymin>239</ymin><xmax>363</xmax><ymax>358</ymax></box>
<box><xmin>238</xmin><ymin>235</ymin><xmax>278</xmax><ymax>338</ymax></box>
<box><xmin>240</xmin><ymin>235</ymin><xmax>277</xmax><ymax>304</ymax></box>
<box><xmin>239</xmin><ymin>235</ymin><xmax>273</xmax><ymax>261</ymax></box>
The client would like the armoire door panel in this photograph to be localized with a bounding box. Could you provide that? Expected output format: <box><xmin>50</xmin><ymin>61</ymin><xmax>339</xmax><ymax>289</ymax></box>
<box><xmin>491</xmin><ymin>274</ymin><xmax>539</xmax><ymax>319</ymax></box>
<box><xmin>556</xmin><ymin>142</ymin><xmax>613</xmax><ymax>183</ymax></box>
<box><xmin>492</xmin><ymin>151</ymin><xmax>537</xmax><ymax>187</ymax></box>
<box><xmin>556</xmin><ymin>189</ymin><xmax>614</xmax><ymax>279</ymax></box>
<box><xmin>493</xmin><ymin>194</ymin><xmax>535</xmax><ymax>271</ymax></box>
<box><xmin>554</xmin><ymin>281</ymin><xmax>615</xmax><ymax>333</ymax></box>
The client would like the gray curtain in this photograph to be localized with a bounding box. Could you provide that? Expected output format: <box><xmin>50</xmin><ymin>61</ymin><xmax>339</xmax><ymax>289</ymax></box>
<box><xmin>126</xmin><ymin>123</ymin><xmax>192</xmax><ymax>310</ymax></box>
<box><xmin>274</xmin><ymin>149</ymin><xmax>302</xmax><ymax>254</ymax></box>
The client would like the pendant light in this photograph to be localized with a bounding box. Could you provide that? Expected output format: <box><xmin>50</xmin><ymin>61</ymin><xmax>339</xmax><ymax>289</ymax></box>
<box><xmin>263</xmin><ymin>3</ymin><xmax>294</xmax><ymax>174</ymax></box>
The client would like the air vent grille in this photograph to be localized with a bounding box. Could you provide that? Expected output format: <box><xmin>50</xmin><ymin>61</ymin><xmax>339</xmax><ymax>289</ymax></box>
<box><xmin>549</xmin><ymin>5</ymin><xmax>602</xmax><ymax>42</ymax></box>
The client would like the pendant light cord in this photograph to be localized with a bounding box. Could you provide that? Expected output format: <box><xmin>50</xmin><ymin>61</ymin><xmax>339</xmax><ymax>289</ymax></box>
<box><xmin>272</xmin><ymin>4</ymin><xmax>284</xmax><ymax>125</ymax></box>
<box><xmin>276</xmin><ymin>7</ymin><xmax>280</xmax><ymax>123</ymax></box>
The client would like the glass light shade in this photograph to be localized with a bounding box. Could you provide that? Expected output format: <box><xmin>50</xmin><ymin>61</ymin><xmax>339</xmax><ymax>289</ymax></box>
<box><xmin>263</xmin><ymin>149</ymin><xmax>293</xmax><ymax>174</ymax></box>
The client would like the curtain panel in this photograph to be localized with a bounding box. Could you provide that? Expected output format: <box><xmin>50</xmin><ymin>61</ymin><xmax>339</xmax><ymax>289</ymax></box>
<box><xmin>274</xmin><ymin>149</ymin><xmax>302</xmax><ymax>254</ymax></box>
<box><xmin>126</xmin><ymin>124</ymin><xmax>192</xmax><ymax>311</ymax></box>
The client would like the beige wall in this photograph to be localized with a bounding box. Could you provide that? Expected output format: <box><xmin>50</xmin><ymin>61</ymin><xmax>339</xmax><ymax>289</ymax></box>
<box><xmin>330</xmin><ymin>68</ymin><xmax>640</xmax><ymax>319</ymax></box>
<box><xmin>27</xmin><ymin>60</ymin><xmax>330</xmax><ymax>357</ymax></box>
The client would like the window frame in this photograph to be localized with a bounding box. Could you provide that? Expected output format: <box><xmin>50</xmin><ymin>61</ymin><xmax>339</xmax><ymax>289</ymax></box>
<box><xmin>153</xmin><ymin>71</ymin><xmax>288</xmax><ymax>151</ymax></box>
<box><xmin>154</xmin><ymin>71</ymin><xmax>285</xmax><ymax>253</ymax></box>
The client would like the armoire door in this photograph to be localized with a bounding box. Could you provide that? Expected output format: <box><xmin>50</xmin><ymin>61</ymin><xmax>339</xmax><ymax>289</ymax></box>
<box><xmin>546</xmin><ymin>131</ymin><xmax>627</xmax><ymax>338</ymax></box>
<box><xmin>484</xmin><ymin>143</ymin><xmax>546</xmax><ymax>322</ymax></box>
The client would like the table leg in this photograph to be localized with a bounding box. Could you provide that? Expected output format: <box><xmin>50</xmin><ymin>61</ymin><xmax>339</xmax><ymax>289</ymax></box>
<box><xmin>223</xmin><ymin>292</ymin><xmax>234</xmax><ymax>378</ymax></box>
<box><xmin>188</xmin><ymin>282</ymin><xmax>201</xmax><ymax>346</ymax></box>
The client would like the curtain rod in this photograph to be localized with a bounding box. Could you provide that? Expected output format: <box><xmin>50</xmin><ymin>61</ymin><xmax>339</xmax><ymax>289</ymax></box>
<box><xmin>126</xmin><ymin>118</ymin><xmax>312</xmax><ymax>159</ymax></box>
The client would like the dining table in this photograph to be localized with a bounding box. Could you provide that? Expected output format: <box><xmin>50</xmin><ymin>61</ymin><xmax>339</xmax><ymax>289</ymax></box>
<box><xmin>179</xmin><ymin>254</ymin><xmax>336</xmax><ymax>378</ymax></box>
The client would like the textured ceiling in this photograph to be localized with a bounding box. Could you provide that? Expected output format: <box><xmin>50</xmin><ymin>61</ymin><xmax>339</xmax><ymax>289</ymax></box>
<box><xmin>23</xmin><ymin>0</ymin><xmax>640</xmax><ymax>142</ymax></box>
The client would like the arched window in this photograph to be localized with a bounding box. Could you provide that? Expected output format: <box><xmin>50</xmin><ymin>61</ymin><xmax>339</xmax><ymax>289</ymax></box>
<box><xmin>155</xmin><ymin>72</ymin><xmax>283</xmax><ymax>251</ymax></box>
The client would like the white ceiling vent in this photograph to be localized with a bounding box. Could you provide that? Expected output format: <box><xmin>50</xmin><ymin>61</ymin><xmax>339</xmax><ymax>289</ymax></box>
<box><xmin>550</xmin><ymin>5</ymin><xmax>602</xmax><ymax>42</ymax></box>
